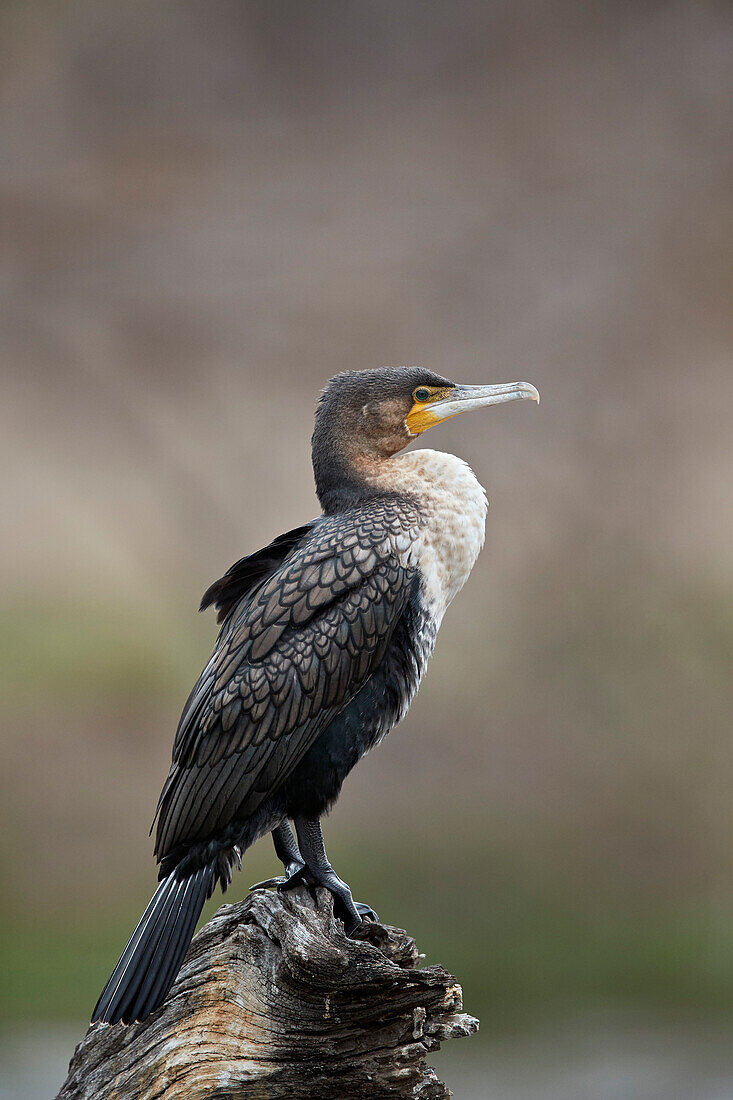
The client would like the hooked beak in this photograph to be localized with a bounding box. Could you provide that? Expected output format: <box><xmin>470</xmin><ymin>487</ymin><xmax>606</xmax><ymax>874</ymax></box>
<box><xmin>406</xmin><ymin>381</ymin><xmax>540</xmax><ymax>436</ymax></box>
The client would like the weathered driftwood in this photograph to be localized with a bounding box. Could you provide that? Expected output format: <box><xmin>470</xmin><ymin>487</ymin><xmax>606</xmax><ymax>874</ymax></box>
<box><xmin>59</xmin><ymin>884</ymin><xmax>478</xmax><ymax>1099</ymax></box>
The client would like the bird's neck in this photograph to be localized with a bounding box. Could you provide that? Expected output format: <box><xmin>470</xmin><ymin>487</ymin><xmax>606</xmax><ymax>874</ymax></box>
<box><xmin>314</xmin><ymin>443</ymin><xmax>487</xmax><ymax>522</ymax></box>
<box><xmin>313</xmin><ymin>444</ymin><xmax>399</xmax><ymax>513</ymax></box>
<box><xmin>368</xmin><ymin>449</ymin><xmax>487</xmax><ymax>512</ymax></box>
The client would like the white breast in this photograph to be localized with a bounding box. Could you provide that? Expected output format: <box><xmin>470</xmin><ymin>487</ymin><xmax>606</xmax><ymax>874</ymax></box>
<box><xmin>381</xmin><ymin>449</ymin><xmax>488</xmax><ymax>624</ymax></box>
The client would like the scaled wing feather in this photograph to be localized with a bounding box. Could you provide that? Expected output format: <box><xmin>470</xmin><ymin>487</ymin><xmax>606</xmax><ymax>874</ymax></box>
<box><xmin>154</xmin><ymin>504</ymin><xmax>419</xmax><ymax>864</ymax></box>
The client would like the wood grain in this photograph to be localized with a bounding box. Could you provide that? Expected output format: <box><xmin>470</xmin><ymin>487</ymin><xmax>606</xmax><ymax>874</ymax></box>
<box><xmin>59</xmin><ymin>885</ymin><xmax>478</xmax><ymax>1099</ymax></box>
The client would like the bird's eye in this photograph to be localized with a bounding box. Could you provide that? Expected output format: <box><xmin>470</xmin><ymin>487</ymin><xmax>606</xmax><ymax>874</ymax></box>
<box><xmin>414</xmin><ymin>387</ymin><xmax>430</xmax><ymax>403</ymax></box>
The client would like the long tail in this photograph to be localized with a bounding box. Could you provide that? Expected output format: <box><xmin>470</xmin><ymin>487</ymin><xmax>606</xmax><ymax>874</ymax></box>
<box><xmin>91</xmin><ymin>865</ymin><xmax>214</xmax><ymax>1025</ymax></box>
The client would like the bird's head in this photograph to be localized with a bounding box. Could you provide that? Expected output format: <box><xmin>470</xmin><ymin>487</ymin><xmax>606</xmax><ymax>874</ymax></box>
<box><xmin>312</xmin><ymin>366</ymin><xmax>539</xmax><ymax>509</ymax></box>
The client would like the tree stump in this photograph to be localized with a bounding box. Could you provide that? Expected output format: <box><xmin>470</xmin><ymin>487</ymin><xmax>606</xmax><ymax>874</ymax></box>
<box><xmin>58</xmin><ymin>885</ymin><xmax>478</xmax><ymax>1099</ymax></box>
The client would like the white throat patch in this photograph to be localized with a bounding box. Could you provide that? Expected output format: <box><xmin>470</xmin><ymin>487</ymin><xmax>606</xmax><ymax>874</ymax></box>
<box><xmin>371</xmin><ymin>448</ymin><xmax>488</xmax><ymax>623</ymax></box>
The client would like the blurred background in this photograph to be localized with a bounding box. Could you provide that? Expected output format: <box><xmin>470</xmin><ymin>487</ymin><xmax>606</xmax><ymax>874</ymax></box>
<box><xmin>1</xmin><ymin>1</ymin><xmax>732</xmax><ymax>1096</ymax></box>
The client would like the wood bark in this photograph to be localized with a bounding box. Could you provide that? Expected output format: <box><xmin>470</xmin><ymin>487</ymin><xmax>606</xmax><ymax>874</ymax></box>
<box><xmin>58</xmin><ymin>885</ymin><xmax>478</xmax><ymax>1099</ymax></box>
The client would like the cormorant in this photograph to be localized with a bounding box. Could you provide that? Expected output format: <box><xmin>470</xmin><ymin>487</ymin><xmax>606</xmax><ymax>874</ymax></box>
<box><xmin>92</xmin><ymin>366</ymin><xmax>539</xmax><ymax>1025</ymax></box>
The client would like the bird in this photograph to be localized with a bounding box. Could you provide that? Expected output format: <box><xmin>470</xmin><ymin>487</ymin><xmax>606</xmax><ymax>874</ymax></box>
<box><xmin>92</xmin><ymin>366</ymin><xmax>539</xmax><ymax>1025</ymax></box>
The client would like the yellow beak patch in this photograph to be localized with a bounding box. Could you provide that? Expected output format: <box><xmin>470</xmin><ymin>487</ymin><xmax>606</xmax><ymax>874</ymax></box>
<box><xmin>405</xmin><ymin>388</ymin><xmax>455</xmax><ymax>436</ymax></box>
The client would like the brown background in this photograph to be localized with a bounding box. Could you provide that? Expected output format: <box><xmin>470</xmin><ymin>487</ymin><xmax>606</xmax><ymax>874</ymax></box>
<box><xmin>1</xmin><ymin>0</ymin><xmax>732</xmax><ymax>1092</ymax></box>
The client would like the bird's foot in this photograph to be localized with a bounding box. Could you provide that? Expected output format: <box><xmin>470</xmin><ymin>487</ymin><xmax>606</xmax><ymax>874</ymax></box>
<box><xmin>251</xmin><ymin>865</ymin><xmax>375</xmax><ymax>930</ymax></box>
<box><xmin>355</xmin><ymin>900</ymin><xmax>379</xmax><ymax>922</ymax></box>
<box><xmin>297</xmin><ymin>865</ymin><xmax>377</xmax><ymax>935</ymax></box>
<box><xmin>250</xmin><ymin>860</ymin><xmax>306</xmax><ymax>892</ymax></box>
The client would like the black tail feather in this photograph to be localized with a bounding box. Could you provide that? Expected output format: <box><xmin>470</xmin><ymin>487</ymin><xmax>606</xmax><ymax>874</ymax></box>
<box><xmin>91</xmin><ymin>865</ymin><xmax>214</xmax><ymax>1025</ymax></box>
<box><xmin>93</xmin><ymin>879</ymin><xmax>174</xmax><ymax>1020</ymax></box>
<box><xmin>112</xmin><ymin>876</ymin><xmax>189</xmax><ymax>1025</ymax></box>
<box><xmin>137</xmin><ymin>870</ymin><xmax>208</xmax><ymax>1021</ymax></box>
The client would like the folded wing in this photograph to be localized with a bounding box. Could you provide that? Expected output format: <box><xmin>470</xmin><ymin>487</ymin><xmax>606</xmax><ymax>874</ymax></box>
<box><xmin>154</xmin><ymin>504</ymin><xmax>419</xmax><ymax>868</ymax></box>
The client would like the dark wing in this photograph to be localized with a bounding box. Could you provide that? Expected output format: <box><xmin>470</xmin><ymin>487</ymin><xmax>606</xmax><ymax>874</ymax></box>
<box><xmin>199</xmin><ymin>521</ymin><xmax>316</xmax><ymax>624</ymax></box>
<box><xmin>154</xmin><ymin>505</ymin><xmax>418</xmax><ymax>867</ymax></box>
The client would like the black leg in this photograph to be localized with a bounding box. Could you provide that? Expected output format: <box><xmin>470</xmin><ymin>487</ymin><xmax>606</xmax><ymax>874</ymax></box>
<box><xmin>293</xmin><ymin>816</ymin><xmax>377</xmax><ymax>935</ymax></box>
<box><xmin>272</xmin><ymin>821</ymin><xmax>306</xmax><ymax>879</ymax></box>
<box><xmin>250</xmin><ymin>821</ymin><xmax>306</xmax><ymax>891</ymax></box>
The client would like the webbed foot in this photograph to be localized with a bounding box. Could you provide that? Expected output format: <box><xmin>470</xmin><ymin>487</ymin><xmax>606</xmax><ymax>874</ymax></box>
<box><xmin>250</xmin><ymin>860</ymin><xmax>305</xmax><ymax>892</ymax></box>
<box><xmin>355</xmin><ymin>900</ymin><xmax>378</xmax><ymax>922</ymax></box>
